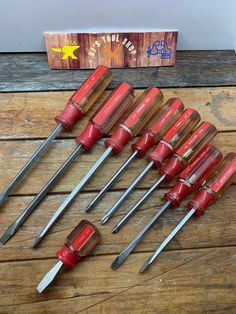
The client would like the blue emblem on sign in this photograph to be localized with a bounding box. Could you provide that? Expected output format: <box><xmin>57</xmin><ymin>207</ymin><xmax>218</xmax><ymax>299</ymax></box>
<box><xmin>147</xmin><ymin>40</ymin><xmax>172</xmax><ymax>59</ymax></box>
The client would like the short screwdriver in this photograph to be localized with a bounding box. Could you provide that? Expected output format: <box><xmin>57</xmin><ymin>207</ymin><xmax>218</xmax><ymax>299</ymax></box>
<box><xmin>101</xmin><ymin>108</ymin><xmax>201</xmax><ymax>224</ymax></box>
<box><xmin>0</xmin><ymin>82</ymin><xmax>134</xmax><ymax>245</ymax></box>
<box><xmin>37</xmin><ymin>219</ymin><xmax>101</xmax><ymax>293</ymax></box>
<box><xmin>140</xmin><ymin>152</ymin><xmax>236</xmax><ymax>273</ymax></box>
<box><xmin>85</xmin><ymin>97</ymin><xmax>185</xmax><ymax>212</ymax></box>
<box><xmin>32</xmin><ymin>87</ymin><xmax>164</xmax><ymax>247</ymax></box>
<box><xmin>112</xmin><ymin>121</ymin><xmax>217</xmax><ymax>232</ymax></box>
<box><xmin>0</xmin><ymin>65</ymin><xmax>112</xmax><ymax>207</ymax></box>
<box><xmin>111</xmin><ymin>145</ymin><xmax>222</xmax><ymax>270</ymax></box>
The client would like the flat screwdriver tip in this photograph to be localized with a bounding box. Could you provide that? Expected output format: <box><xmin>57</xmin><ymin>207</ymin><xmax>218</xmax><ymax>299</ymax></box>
<box><xmin>139</xmin><ymin>254</ymin><xmax>156</xmax><ymax>273</ymax></box>
<box><xmin>139</xmin><ymin>260</ymin><xmax>152</xmax><ymax>273</ymax></box>
<box><xmin>36</xmin><ymin>260</ymin><xmax>63</xmax><ymax>293</ymax></box>
<box><xmin>32</xmin><ymin>236</ymin><xmax>42</xmax><ymax>248</ymax></box>
<box><xmin>0</xmin><ymin>235</ymin><xmax>9</xmax><ymax>245</ymax></box>
<box><xmin>36</xmin><ymin>283</ymin><xmax>45</xmax><ymax>293</ymax></box>
<box><xmin>0</xmin><ymin>223</ymin><xmax>18</xmax><ymax>245</ymax></box>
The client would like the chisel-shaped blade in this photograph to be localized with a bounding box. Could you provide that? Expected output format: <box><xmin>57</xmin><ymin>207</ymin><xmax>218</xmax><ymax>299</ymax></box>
<box><xmin>37</xmin><ymin>260</ymin><xmax>64</xmax><ymax>293</ymax></box>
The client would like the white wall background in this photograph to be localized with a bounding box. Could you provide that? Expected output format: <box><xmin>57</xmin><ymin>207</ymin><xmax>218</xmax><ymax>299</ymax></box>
<box><xmin>0</xmin><ymin>0</ymin><xmax>235</xmax><ymax>52</ymax></box>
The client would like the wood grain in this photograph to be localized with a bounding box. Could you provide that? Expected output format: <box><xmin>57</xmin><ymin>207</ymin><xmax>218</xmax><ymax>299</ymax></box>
<box><xmin>0</xmin><ymin>133</ymin><xmax>235</xmax><ymax>196</ymax></box>
<box><xmin>0</xmin><ymin>51</ymin><xmax>236</xmax><ymax>92</ymax></box>
<box><xmin>0</xmin><ymin>86</ymin><xmax>235</xmax><ymax>140</ymax></box>
<box><xmin>0</xmin><ymin>68</ymin><xmax>235</xmax><ymax>312</ymax></box>
<box><xmin>0</xmin><ymin>247</ymin><xmax>235</xmax><ymax>313</ymax></box>
<box><xmin>0</xmin><ymin>184</ymin><xmax>235</xmax><ymax>262</ymax></box>
<box><xmin>45</xmin><ymin>32</ymin><xmax>177</xmax><ymax>69</ymax></box>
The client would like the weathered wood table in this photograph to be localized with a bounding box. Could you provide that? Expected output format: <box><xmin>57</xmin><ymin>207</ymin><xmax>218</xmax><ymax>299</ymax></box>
<box><xmin>0</xmin><ymin>51</ymin><xmax>236</xmax><ymax>313</ymax></box>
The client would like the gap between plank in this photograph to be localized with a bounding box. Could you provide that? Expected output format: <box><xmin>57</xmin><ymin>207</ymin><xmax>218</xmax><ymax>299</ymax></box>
<box><xmin>0</xmin><ymin>244</ymin><xmax>235</xmax><ymax>264</ymax></box>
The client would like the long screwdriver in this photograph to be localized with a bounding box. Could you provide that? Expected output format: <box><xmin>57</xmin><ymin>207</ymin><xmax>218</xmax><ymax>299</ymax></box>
<box><xmin>37</xmin><ymin>219</ymin><xmax>101</xmax><ymax>293</ymax></box>
<box><xmin>140</xmin><ymin>152</ymin><xmax>236</xmax><ymax>272</ymax></box>
<box><xmin>101</xmin><ymin>108</ymin><xmax>201</xmax><ymax>224</ymax></box>
<box><xmin>112</xmin><ymin>121</ymin><xmax>217</xmax><ymax>232</ymax></box>
<box><xmin>85</xmin><ymin>98</ymin><xmax>185</xmax><ymax>212</ymax></box>
<box><xmin>32</xmin><ymin>87</ymin><xmax>164</xmax><ymax>247</ymax></box>
<box><xmin>111</xmin><ymin>145</ymin><xmax>222</xmax><ymax>270</ymax></box>
<box><xmin>0</xmin><ymin>65</ymin><xmax>112</xmax><ymax>207</ymax></box>
<box><xmin>0</xmin><ymin>82</ymin><xmax>134</xmax><ymax>245</ymax></box>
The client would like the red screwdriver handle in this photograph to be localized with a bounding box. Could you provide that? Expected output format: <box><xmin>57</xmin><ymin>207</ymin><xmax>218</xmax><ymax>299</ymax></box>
<box><xmin>57</xmin><ymin>220</ymin><xmax>102</xmax><ymax>268</ymax></box>
<box><xmin>148</xmin><ymin>108</ymin><xmax>200</xmax><ymax>167</ymax></box>
<box><xmin>187</xmin><ymin>152</ymin><xmax>236</xmax><ymax>216</ymax></box>
<box><xmin>55</xmin><ymin>66</ymin><xmax>112</xmax><ymax>131</ymax></box>
<box><xmin>104</xmin><ymin>87</ymin><xmax>163</xmax><ymax>154</ymax></box>
<box><xmin>131</xmin><ymin>98</ymin><xmax>184</xmax><ymax>157</ymax></box>
<box><xmin>164</xmin><ymin>146</ymin><xmax>222</xmax><ymax>207</ymax></box>
<box><xmin>75</xmin><ymin>82</ymin><xmax>134</xmax><ymax>151</ymax></box>
<box><xmin>160</xmin><ymin>122</ymin><xmax>217</xmax><ymax>182</ymax></box>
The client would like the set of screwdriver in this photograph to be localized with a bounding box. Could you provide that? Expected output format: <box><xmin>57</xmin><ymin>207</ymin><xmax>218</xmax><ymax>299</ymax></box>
<box><xmin>0</xmin><ymin>65</ymin><xmax>235</xmax><ymax>292</ymax></box>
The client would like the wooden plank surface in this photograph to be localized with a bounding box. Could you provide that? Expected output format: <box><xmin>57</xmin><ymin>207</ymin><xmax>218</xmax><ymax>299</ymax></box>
<box><xmin>0</xmin><ymin>87</ymin><xmax>236</xmax><ymax>140</ymax></box>
<box><xmin>0</xmin><ymin>85</ymin><xmax>236</xmax><ymax>312</ymax></box>
<box><xmin>0</xmin><ymin>247</ymin><xmax>235</xmax><ymax>313</ymax></box>
<box><xmin>0</xmin><ymin>51</ymin><xmax>236</xmax><ymax>92</ymax></box>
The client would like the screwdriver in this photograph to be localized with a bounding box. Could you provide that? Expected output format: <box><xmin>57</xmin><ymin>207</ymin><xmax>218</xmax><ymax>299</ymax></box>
<box><xmin>0</xmin><ymin>82</ymin><xmax>134</xmax><ymax>245</ymax></box>
<box><xmin>140</xmin><ymin>152</ymin><xmax>236</xmax><ymax>273</ymax></box>
<box><xmin>111</xmin><ymin>145</ymin><xmax>222</xmax><ymax>270</ymax></box>
<box><xmin>37</xmin><ymin>219</ymin><xmax>101</xmax><ymax>293</ymax></box>
<box><xmin>101</xmin><ymin>108</ymin><xmax>201</xmax><ymax>224</ymax></box>
<box><xmin>112</xmin><ymin>121</ymin><xmax>217</xmax><ymax>232</ymax></box>
<box><xmin>0</xmin><ymin>65</ymin><xmax>112</xmax><ymax>207</ymax></box>
<box><xmin>85</xmin><ymin>97</ymin><xmax>185</xmax><ymax>212</ymax></box>
<box><xmin>32</xmin><ymin>87</ymin><xmax>164</xmax><ymax>247</ymax></box>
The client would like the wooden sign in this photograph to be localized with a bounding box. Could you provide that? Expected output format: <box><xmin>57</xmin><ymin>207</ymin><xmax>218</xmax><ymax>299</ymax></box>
<box><xmin>45</xmin><ymin>31</ymin><xmax>178</xmax><ymax>69</ymax></box>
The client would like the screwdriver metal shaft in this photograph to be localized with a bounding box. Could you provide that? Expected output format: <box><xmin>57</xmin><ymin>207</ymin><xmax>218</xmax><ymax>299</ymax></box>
<box><xmin>112</xmin><ymin>122</ymin><xmax>218</xmax><ymax>232</ymax></box>
<box><xmin>112</xmin><ymin>200</ymin><xmax>171</xmax><ymax>270</ymax></box>
<box><xmin>85</xmin><ymin>87</ymin><xmax>165</xmax><ymax>212</ymax></box>
<box><xmin>0</xmin><ymin>123</ymin><xmax>63</xmax><ymax>206</ymax></box>
<box><xmin>112</xmin><ymin>174</ymin><xmax>166</xmax><ymax>233</ymax></box>
<box><xmin>101</xmin><ymin>161</ymin><xmax>154</xmax><ymax>224</ymax></box>
<box><xmin>0</xmin><ymin>144</ymin><xmax>84</xmax><ymax>245</ymax></box>
<box><xmin>139</xmin><ymin>208</ymin><xmax>195</xmax><ymax>273</ymax></box>
<box><xmin>0</xmin><ymin>66</ymin><xmax>112</xmax><ymax>208</ymax></box>
<box><xmin>101</xmin><ymin>107</ymin><xmax>201</xmax><ymax>224</ymax></box>
<box><xmin>112</xmin><ymin>145</ymin><xmax>223</xmax><ymax>269</ymax></box>
<box><xmin>33</xmin><ymin>146</ymin><xmax>113</xmax><ymax>247</ymax></box>
<box><xmin>1</xmin><ymin>82</ymin><xmax>134</xmax><ymax>245</ymax></box>
<box><xmin>140</xmin><ymin>152</ymin><xmax>236</xmax><ymax>273</ymax></box>
<box><xmin>85</xmin><ymin>98</ymin><xmax>186</xmax><ymax>213</ymax></box>
<box><xmin>85</xmin><ymin>151</ymin><xmax>138</xmax><ymax>212</ymax></box>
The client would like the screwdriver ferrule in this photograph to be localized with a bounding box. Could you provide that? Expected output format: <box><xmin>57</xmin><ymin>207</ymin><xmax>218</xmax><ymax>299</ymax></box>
<box><xmin>75</xmin><ymin>122</ymin><xmax>103</xmax><ymax>151</ymax></box>
<box><xmin>159</xmin><ymin>155</ymin><xmax>185</xmax><ymax>182</ymax></box>
<box><xmin>164</xmin><ymin>180</ymin><xmax>191</xmax><ymax>208</ymax></box>
<box><xmin>104</xmin><ymin>125</ymin><xmax>132</xmax><ymax>154</ymax></box>
<box><xmin>55</xmin><ymin>102</ymin><xmax>83</xmax><ymax>131</ymax></box>
<box><xmin>57</xmin><ymin>244</ymin><xmax>81</xmax><ymax>268</ymax></box>
<box><xmin>131</xmin><ymin>131</ymin><xmax>156</xmax><ymax>157</ymax></box>
<box><xmin>187</xmin><ymin>188</ymin><xmax>214</xmax><ymax>216</ymax></box>
<box><xmin>147</xmin><ymin>140</ymin><xmax>173</xmax><ymax>167</ymax></box>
